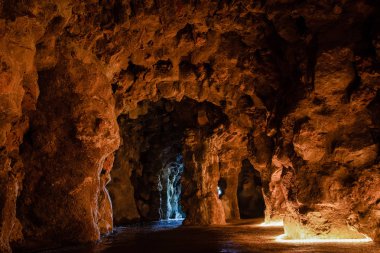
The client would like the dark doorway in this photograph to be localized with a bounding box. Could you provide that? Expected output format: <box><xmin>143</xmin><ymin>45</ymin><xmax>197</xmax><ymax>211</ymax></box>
<box><xmin>237</xmin><ymin>159</ymin><xmax>265</xmax><ymax>218</ymax></box>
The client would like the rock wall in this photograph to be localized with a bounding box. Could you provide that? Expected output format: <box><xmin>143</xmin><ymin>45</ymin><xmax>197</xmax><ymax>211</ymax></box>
<box><xmin>0</xmin><ymin>0</ymin><xmax>379</xmax><ymax>252</ymax></box>
<box><xmin>0</xmin><ymin>18</ymin><xmax>41</xmax><ymax>253</ymax></box>
<box><xmin>278</xmin><ymin>46</ymin><xmax>380</xmax><ymax>240</ymax></box>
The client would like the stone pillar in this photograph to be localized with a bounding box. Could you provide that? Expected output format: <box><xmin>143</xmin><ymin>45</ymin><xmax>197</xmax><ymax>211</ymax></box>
<box><xmin>18</xmin><ymin>61</ymin><xmax>120</xmax><ymax>245</ymax></box>
<box><xmin>108</xmin><ymin>118</ymin><xmax>141</xmax><ymax>225</ymax></box>
<box><xmin>181</xmin><ymin>129</ymin><xmax>225</xmax><ymax>225</ymax></box>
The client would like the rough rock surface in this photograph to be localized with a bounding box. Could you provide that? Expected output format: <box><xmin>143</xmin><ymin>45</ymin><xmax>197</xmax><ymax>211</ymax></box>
<box><xmin>0</xmin><ymin>0</ymin><xmax>379</xmax><ymax>252</ymax></box>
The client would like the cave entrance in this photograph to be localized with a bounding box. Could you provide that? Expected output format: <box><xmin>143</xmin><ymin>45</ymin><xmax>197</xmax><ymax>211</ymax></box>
<box><xmin>109</xmin><ymin>97</ymin><xmax>228</xmax><ymax>224</ymax></box>
<box><xmin>237</xmin><ymin>159</ymin><xmax>265</xmax><ymax>219</ymax></box>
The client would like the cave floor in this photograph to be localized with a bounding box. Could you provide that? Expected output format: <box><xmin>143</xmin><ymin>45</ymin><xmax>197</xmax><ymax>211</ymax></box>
<box><xmin>37</xmin><ymin>219</ymin><xmax>380</xmax><ymax>253</ymax></box>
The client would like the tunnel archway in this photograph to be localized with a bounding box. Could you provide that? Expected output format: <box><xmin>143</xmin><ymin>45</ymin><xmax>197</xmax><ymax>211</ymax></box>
<box><xmin>237</xmin><ymin>159</ymin><xmax>265</xmax><ymax>219</ymax></box>
<box><xmin>108</xmin><ymin>97</ymin><xmax>230</xmax><ymax>224</ymax></box>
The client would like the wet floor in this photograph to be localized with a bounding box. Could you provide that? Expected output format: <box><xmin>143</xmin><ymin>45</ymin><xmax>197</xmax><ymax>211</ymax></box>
<box><xmin>37</xmin><ymin>219</ymin><xmax>380</xmax><ymax>253</ymax></box>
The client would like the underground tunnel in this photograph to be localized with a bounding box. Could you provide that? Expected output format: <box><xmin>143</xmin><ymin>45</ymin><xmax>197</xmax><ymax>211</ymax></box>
<box><xmin>108</xmin><ymin>98</ymin><xmax>230</xmax><ymax>224</ymax></box>
<box><xmin>1</xmin><ymin>1</ymin><xmax>380</xmax><ymax>253</ymax></box>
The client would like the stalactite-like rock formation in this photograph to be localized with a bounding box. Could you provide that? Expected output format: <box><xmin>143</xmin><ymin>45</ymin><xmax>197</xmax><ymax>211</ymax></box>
<box><xmin>0</xmin><ymin>0</ymin><xmax>379</xmax><ymax>252</ymax></box>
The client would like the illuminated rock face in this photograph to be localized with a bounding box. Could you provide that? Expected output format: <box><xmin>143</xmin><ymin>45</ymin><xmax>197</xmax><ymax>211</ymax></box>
<box><xmin>0</xmin><ymin>0</ymin><xmax>379</xmax><ymax>252</ymax></box>
<box><xmin>276</xmin><ymin>46</ymin><xmax>380</xmax><ymax>240</ymax></box>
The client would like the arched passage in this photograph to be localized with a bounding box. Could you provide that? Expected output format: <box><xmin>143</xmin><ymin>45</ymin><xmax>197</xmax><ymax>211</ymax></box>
<box><xmin>237</xmin><ymin>159</ymin><xmax>265</xmax><ymax>219</ymax></box>
<box><xmin>108</xmin><ymin>98</ymin><xmax>231</xmax><ymax>225</ymax></box>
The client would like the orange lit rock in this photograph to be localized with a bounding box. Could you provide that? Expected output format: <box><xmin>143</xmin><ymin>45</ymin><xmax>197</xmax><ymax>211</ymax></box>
<box><xmin>0</xmin><ymin>1</ymin><xmax>379</xmax><ymax>252</ymax></box>
<box><xmin>182</xmin><ymin>129</ymin><xmax>226</xmax><ymax>225</ymax></box>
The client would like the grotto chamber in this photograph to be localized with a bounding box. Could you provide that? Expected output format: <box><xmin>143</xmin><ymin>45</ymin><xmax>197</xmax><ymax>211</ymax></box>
<box><xmin>108</xmin><ymin>98</ymin><xmax>231</xmax><ymax>224</ymax></box>
<box><xmin>1</xmin><ymin>0</ymin><xmax>380</xmax><ymax>253</ymax></box>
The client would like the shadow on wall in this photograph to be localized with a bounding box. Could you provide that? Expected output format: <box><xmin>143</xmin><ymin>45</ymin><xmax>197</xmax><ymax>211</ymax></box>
<box><xmin>237</xmin><ymin>159</ymin><xmax>265</xmax><ymax>218</ymax></box>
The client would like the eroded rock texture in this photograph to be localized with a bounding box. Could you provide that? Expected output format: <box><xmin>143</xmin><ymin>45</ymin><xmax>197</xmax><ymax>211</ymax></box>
<box><xmin>0</xmin><ymin>0</ymin><xmax>380</xmax><ymax>252</ymax></box>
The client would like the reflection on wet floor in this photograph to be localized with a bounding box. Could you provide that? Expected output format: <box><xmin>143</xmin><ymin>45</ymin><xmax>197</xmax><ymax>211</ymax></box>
<box><xmin>39</xmin><ymin>219</ymin><xmax>380</xmax><ymax>253</ymax></box>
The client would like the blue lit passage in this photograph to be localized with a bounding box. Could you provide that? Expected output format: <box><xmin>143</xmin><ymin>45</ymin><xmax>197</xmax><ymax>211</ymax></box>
<box><xmin>158</xmin><ymin>154</ymin><xmax>185</xmax><ymax>220</ymax></box>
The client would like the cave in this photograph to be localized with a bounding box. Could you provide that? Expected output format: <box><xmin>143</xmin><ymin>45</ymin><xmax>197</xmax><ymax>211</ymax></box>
<box><xmin>237</xmin><ymin>159</ymin><xmax>265</xmax><ymax>219</ymax></box>
<box><xmin>108</xmin><ymin>98</ymin><xmax>229</xmax><ymax>224</ymax></box>
<box><xmin>1</xmin><ymin>1</ymin><xmax>380</xmax><ymax>253</ymax></box>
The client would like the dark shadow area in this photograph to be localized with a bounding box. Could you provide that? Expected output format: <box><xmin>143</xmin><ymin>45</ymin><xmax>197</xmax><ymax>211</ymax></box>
<box><xmin>237</xmin><ymin>159</ymin><xmax>265</xmax><ymax>219</ymax></box>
